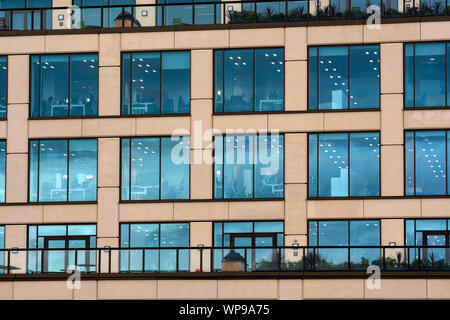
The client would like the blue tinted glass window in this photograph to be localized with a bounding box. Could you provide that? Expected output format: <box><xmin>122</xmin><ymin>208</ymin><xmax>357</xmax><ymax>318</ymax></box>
<box><xmin>120</xmin><ymin>223</ymin><xmax>189</xmax><ymax>272</ymax></box>
<box><xmin>214</xmin><ymin>134</ymin><xmax>284</xmax><ymax>199</ymax></box>
<box><xmin>350</xmin><ymin>221</ymin><xmax>380</xmax><ymax>246</ymax></box>
<box><xmin>122</xmin><ymin>51</ymin><xmax>189</xmax><ymax>115</ymax></box>
<box><xmin>215</xmin><ymin>48</ymin><xmax>284</xmax><ymax>113</ymax></box>
<box><xmin>318</xmin><ymin>133</ymin><xmax>348</xmax><ymax>197</ymax></box>
<box><xmin>162</xmin><ymin>51</ymin><xmax>190</xmax><ymax>114</ymax></box>
<box><xmin>309</xmin><ymin>45</ymin><xmax>380</xmax><ymax>110</ymax></box>
<box><xmin>0</xmin><ymin>141</ymin><xmax>5</xmax><ymax>203</ymax></box>
<box><xmin>405</xmin><ymin>131</ymin><xmax>448</xmax><ymax>196</ymax></box>
<box><xmin>29</xmin><ymin>139</ymin><xmax>98</xmax><ymax>202</ymax></box>
<box><xmin>70</xmin><ymin>54</ymin><xmax>98</xmax><ymax>116</ymax></box>
<box><xmin>254</xmin><ymin>135</ymin><xmax>284</xmax><ymax>198</ymax></box>
<box><xmin>0</xmin><ymin>57</ymin><xmax>6</xmax><ymax>119</ymax></box>
<box><xmin>349</xmin><ymin>132</ymin><xmax>380</xmax><ymax>196</ymax></box>
<box><xmin>121</xmin><ymin>136</ymin><xmax>190</xmax><ymax>200</ymax></box>
<box><xmin>309</xmin><ymin>132</ymin><xmax>380</xmax><ymax>197</ymax></box>
<box><xmin>349</xmin><ymin>46</ymin><xmax>379</xmax><ymax>109</ymax></box>
<box><xmin>0</xmin><ymin>226</ymin><xmax>3</xmax><ymax>270</ymax></box>
<box><xmin>405</xmin><ymin>42</ymin><xmax>448</xmax><ymax>108</ymax></box>
<box><xmin>308</xmin><ymin>221</ymin><xmax>318</xmax><ymax>246</ymax></box>
<box><xmin>31</xmin><ymin>54</ymin><xmax>98</xmax><ymax>117</ymax></box>
<box><xmin>0</xmin><ymin>0</ymin><xmax>50</xmax><ymax>9</ymax></box>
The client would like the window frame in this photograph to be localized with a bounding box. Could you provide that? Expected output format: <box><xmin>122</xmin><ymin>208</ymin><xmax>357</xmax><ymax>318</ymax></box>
<box><xmin>307</xmin><ymin>218</ymin><xmax>382</xmax><ymax>247</ymax></box>
<box><xmin>29</xmin><ymin>52</ymin><xmax>100</xmax><ymax>119</ymax></box>
<box><xmin>0</xmin><ymin>140</ymin><xmax>6</xmax><ymax>204</ymax></box>
<box><xmin>404</xmin><ymin>41</ymin><xmax>450</xmax><ymax>110</ymax></box>
<box><xmin>307</xmin><ymin>131</ymin><xmax>381</xmax><ymax>199</ymax></box>
<box><xmin>404</xmin><ymin>129</ymin><xmax>450</xmax><ymax>197</ymax></box>
<box><xmin>0</xmin><ymin>56</ymin><xmax>7</xmax><ymax>120</ymax></box>
<box><xmin>307</xmin><ymin>43</ymin><xmax>381</xmax><ymax>112</ymax></box>
<box><xmin>27</xmin><ymin>137</ymin><xmax>99</xmax><ymax>204</ymax></box>
<box><xmin>120</xmin><ymin>50</ymin><xmax>191</xmax><ymax>117</ymax></box>
<box><xmin>213</xmin><ymin>47</ymin><xmax>285</xmax><ymax>114</ymax></box>
<box><xmin>119</xmin><ymin>221</ymin><xmax>190</xmax><ymax>272</ymax></box>
<box><xmin>119</xmin><ymin>135</ymin><xmax>191</xmax><ymax>202</ymax></box>
<box><xmin>212</xmin><ymin>133</ymin><xmax>285</xmax><ymax>200</ymax></box>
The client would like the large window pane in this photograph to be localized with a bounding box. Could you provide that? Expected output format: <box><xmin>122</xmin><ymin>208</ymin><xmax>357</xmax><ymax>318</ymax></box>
<box><xmin>121</xmin><ymin>137</ymin><xmax>190</xmax><ymax>201</ymax></box>
<box><xmin>318</xmin><ymin>46</ymin><xmax>348</xmax><ymax>110</ymax></box>
<box><xmin>405</xmin><ymin>44</ymin><xmax>414</xmax><ymax>108</ymax></box>
<box><xmin>161</xmin><ymin>137</ymin><xmax>189</xmax><ymax>199</ymax></box>
<box><xmin>130</xmin><ymin>138</ymin><xmax>160</xmax><ymax>200</ymax></box>
<box><xmin>254</xmin><ymin>134</ymin><xmax>284</xmax><ymax>198</ymax></box>
<box><xmin>309</xmin><ymin>45</ymin><xmax>380</xmax><ymax>110</ymax></box>
<box><xmin>215</xmin><ymin>134</ymin><xmax>284</xmax><ymax>199</ymax></box>
<box><xmin>349</xmin><ymin>46</ymin><xmax>379</xmax><ymax>109</ymax></box>
<box><xmin>68</xmin><ymin>140</ymin><xmax>97</xmax><ymax>201</ymax></box>
<box><xmin>70</xmin><ymin>54</ymin><xmax>98</xmax><ymax>116</ymax></box>
<box><xmin>349</xmin><ymin>132</ymin><xmax>380</xmax><ymax>196</ymax></box>
<box><xmin>224</xmin><ymin>50</ymin><xmax>254</xmax><ymax>112</ymax></box>
<box><xmin>38</xmin><ymin>140</ymin><xmax>68</xmax><ymax>202</ymax></box>
<box><xmin>0</xmin><ymin>57</ymin><xmax>6</xmax><ymax>119</ymax></box>
<box><xmin>30</xmin><ymin>139</ymin><xmax>98</xmax><ymax>202</ymax></box>
<box><xmin>223</xmin><ymin>136</ymin><xmax>254</xmax><ymax>199</ymax></box>
<box><xmin>309</xmin><ymin>132</ymin><xmax>380</xmax><ymax>197</ymax></box>
<box><xmin>405</xmin><ymin>131</ymin><xmax>415</xmax><ymax>195</ymax></box>
<box><xmin>318</xmin><ymin>133</ymin><xmax>348</xmax><ymax>197</ymax></box>
<box><xmin>161</xmin><ymin>51</ymin><xmax>190</xmax><ymax>114</ymax></box>
<box><xmin>216</xmin><ymin>48</ymin><xmax>284</xmax><ymax>113</ymax></box>
<box><xmin>40</xmin><ymin>55</ymin><xmax>69</xmax><ymax>117</ymax></box>
<box><xmin>31</xmin><ymin>54</ymin><xmax>99</xmax><ymax>117</ymax></box>
<box><xmin>255</xmin><ymin>48</ymin><xmax>284</xmax><ymax>111</ymax></box>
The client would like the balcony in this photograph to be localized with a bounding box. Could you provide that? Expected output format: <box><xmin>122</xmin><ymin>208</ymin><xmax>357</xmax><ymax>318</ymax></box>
<box><xmin>0</xmin><ymin>0</ymin><xmax>449</xmax><ymax>33</ymax></box>
<box><xmin>1</xmin><ymin>245</ymin><xmax>450</xmax><ymax>279</ymax></box>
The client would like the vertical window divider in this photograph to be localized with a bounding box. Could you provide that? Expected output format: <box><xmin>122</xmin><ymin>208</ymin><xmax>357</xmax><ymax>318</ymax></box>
<box><xmin>38</xmin><ymin>56</ymin><xmax>41</xmax><ymax>117</ymax></box>
<box><xmin>252</xmin><ymin>135</ymin><xmax>255</xmax><ymax>199</ymax></box>
<box><xmin>37</xmin><ymin>140</ymin><xmax>40</xmax><ymax>202</ymax></box>
<box><xmin>222</xmin><ymin>135</ymin><xmax>224</xmax><ymax>200</ymax></box>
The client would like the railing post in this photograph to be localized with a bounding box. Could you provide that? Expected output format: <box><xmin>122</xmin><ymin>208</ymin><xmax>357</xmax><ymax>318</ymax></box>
<box><xmin>285</xmin><ymin>0</ymin><xmax>288</xmax><ymax>21</ymax></box>
<box><xmin>347</xmin><ymin>247</ymin><xmax>351</xmax><ymax>271</ymax></box>
<box><xmin>382</xmin><ymin>247</ymin><xmax>386</xmax><ymax>271</ymax></box>
<box><xmin>199</xmin><ymin>247</ymin><xmax>203</xmax><ymax>272</ymax></box>
<box><xmin>302</xmin><ymin>248</ymin><xmax>306</xmax><ymax>271</ymax></box>
<box><xmin>176</xmin><ymin>248</ymin><xmax>179</xmax><ymax>273</ymax></box>
<box><xmin>108</xmin><ymin>249</ymin><xmax>112</xmax><ymax>273</ymax></box>
<box><xmin>313</xmin><ymin>247</ymin><xmax>316</xmax><ymax>271</ymax></box>
<box><xmin>98</xmin><ymin>248</ymin><xmax>101</xmax><ymax>273</ymax></box>
<box><xmin>142</xmin><ymin>249</ymin><xmax>145</xmax><ymax>272</ymax></box>
<box><xmin>74</xmin><ymin>248</ymin><xmax>78</xmax><ymax>271</ymax></box>
<box><xmin>307</xmin><ymin>0</ymin><xmax>310</xmax><ymax>19</ymax></box>
<box><xmin>6</xmin><ymin>250</ymin><xmax>10</xmax><ymax>275</ymax></box>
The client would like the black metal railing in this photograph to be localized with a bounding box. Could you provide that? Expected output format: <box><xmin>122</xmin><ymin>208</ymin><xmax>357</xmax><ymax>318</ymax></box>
<box><xmin>0</xmin><ymin>245</ymin><xmax>450</xmax><ymax>275</ymax></box>
<box><xmin>0</xmin><ymin>0</ymin><xmax>448</xmax><ymax>32</ymax></box>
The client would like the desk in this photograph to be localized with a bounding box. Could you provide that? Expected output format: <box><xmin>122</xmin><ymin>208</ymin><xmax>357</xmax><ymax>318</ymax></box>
<box><xmin>50</xmin><ymin>104</ymin><xmax>85</xmax><ymax>116</ymax></box>
<box><xmin>132</xmin><ymin>102</ymin><xmax>158</xmax><ymax>114</ymax></box>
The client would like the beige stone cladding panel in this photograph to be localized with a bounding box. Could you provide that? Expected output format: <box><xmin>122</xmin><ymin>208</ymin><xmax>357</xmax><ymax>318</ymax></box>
<box><xmin>218</xmin><ymin>279</ymin><xmax>278</xmax><ymax>299</ymax></box>
<box><xmin>285</xmin><ymin>133</ymin><xmax>307</xmax><ymax>184</ymax></box>
<box><xmin>0</xmin><ymin>206</ymin><xmax>43</xmax><ymax>224</ymax></box>
<box><xmin>364</xmin><ymin>199</ymin><xmax>421</xmax><ymax>218</ymax></box>
<box><xmin>29</xmin><ymin>119</ymin><xmax>82</xmax><ymax>138</ymax></box>
<box><xmin>99</xmin><ymin>33</ymin><xmax>121</xmax><ymax>67</ymax></box>
<box><xmin>14</xmin><ymin>281</ymin><xmax>73</xmax><ymax>300</ymax></box>
<box><xmin>404</xmin><ymin>110</ymin><xmax>450</xmax><ymax>129</ymax></box>
<box><xmin>43</xmin><ymin>204</ymin><xmax>97</xmax><ymax>223</ymax></box>
<box><xmin>7</xmin><ymin>104</ymin><xmax>28</xmax><ymax>153</ymax></box>
<box><xmin>98</xmin><ymin>280</ymin><xmax>157</xmax><ymax>299</ymax></box>
<box><xmin>364</xmin><ymin>23</ymin><xmax>420</xmax><ymax>43</ymax></box>
<box><xmin>268</xmin><ymin>113</ymin><xmax>323</xmax><ymax>132</ymax></box>
<box><xmin>380</xmin><ymin>145</ymin><xmax>404</xmax><ymax>196</ymax></box>
<box><xmin>98</xmin><ymin>138</ymin><xmax>120</xmax><ymax>188</ymax></box>
<box><xmin>303</xmin><ymin>279</ymin><xmax>364</xmax><ymax>299</ymax></box>
<box><xmin>45</xmin><ymin>34</ymin><xmax>99</xmax><ymax>53</ymax></box>
<box><xmin>229</xmin><ymin>201</ymin><xmax>284</xmax><ymax>220</ymax></box>
<box><xmin>365</xmin><ymin>279</ymin><xmax>426</xmax><ymax>299</ymax></box>
<box><xmin>174</xmin><ymin>202</ymin><xmax>228</xmax><ymax>221</ymax></box>
<box><xmin>121</xmin><ymin>32</ymin><xmax>175</xmax><ymax>51</ymax></box>
<box><xmin>7</xmin><ymin>55</ymin><xmax>29</xmax><ymax>104</ymax></box>
<box><xmin>285</xmin><ymin>27</ymin><xmax>307</xmax><ymax>61</ymax></box>
<box><xmin>191</xmin><ymin>50</ymin><xmax>213</xmax><ymax>100</ymax></box>
<box><xmin>230</xmin><ymin>28</ymin><xmax>284</xmax><ymax>48</ymax></box>
<box><xmin>380</xmin><ymin>43</ymin><xmax>403</xmax><ymax>94</ymax></box>
<box><xmin>120</xmin><ymin>202</ymin><xmax>174</xmax><ymax>221</ymax></box>
<box><xmin>307</xmin><ymin>200</ymin><xmax>363</xmax><ymax>219</ymax></box>
<box><xmin>6</xmin><ymin>153</ymin><xmax>28</xmax><ymax>203</ymax></box>
<box><xmin>175</xmin><ymin>30</ymin><xmax>228</xmax><ymax>49</ymax></box>
<box><xmin>158</xmin><ymin>280</ymin><xmax>217</xmax><ymax>299</ymax></box>
<box><xmin>99</xmin><ymin>67</ymin><xmax>121</xmax><ymax>116</ymax></box>
<box><xmin>285</xmin><ymin>60</ymin><xmax>307</xmax><ymax>111</ymax></box>
<box><xmin>285</xmin><ymin>184</ymin><xmax>307</xmax><ymax>235</ymax></box>
<box><xmin>308</xmin><ymin>25</ymin><xmax>363</xmax><ymax>45</ymax></box>
<box><xmin>381</xmin><ymin>94</ymin><xmax>403</xmax><ymax>145</ymax></box>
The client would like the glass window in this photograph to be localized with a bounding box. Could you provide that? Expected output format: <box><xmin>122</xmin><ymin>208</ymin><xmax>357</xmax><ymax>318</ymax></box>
<box><xmin>29</xmin><ymin>139</ymin><xmax>98</xmax><ymax>202</ymax></box>
<box><xmin>0</xmin><ymin>225</ymin><xmax>3</xmax><ymax>272</ymax></box>
<box><xmin>0</xmin><ymin>57</ymin><xmax>6</xmax><ymax>119</ymax></box>
<box><xmin>214</xmin><ymin>48</ymin><xmax>284</xmax><ymax>113</ymax></box>
<box><xmin>0</xmin><ymin>0</ymin><xmax>50</xmax><ymax>8</ymax></box>
<box><xmin>405</xmin><ymin>43</ymin><xmax>448</xmax><ymax>108</ymax></box>
<box><xmin>213</xmin><ymin>221</ymin><xmax>284</xmax><ymax>271</ymax></box>
<box><xmin>308</xmin><ymin>220</ymin><xmax>380</xmax><ymax>270</ymax></box>
<box><xmin>308</xmin><ymin>132</ymin><xmax>380</xmax><ymax>197</ymax></box>
<box><xmin>405</xmin><ymin>219</ymin><xmax>450</xmax><ymax>246</ymax></box>
<box><xmin>308</xmin><ymin>45</ymin><xmax>379</xmax><ymax>110</ymax></box>
<box><xmin>122</xmin><ymin>51</ymin><xmax>190</xmax><ymax>115</ymax></box>
<box><xmin>405</xmin><ymin>130</ymin><xmax>449</xmax><ymax>196</ymax></box>
<box><xmin>214</xmin><ymin>134</ymin><xmax>284</xmax><ymax>199</ymax></box>
<box><xmin>30</xmin><ymin>54</ymin><xmax>98</xmax><ymax>118</ymax></box>
<box><xmin>120</xmin><ymin>223</ymin><xmax>189</xmax><ymax>272</ymax></box>
<box><xmin>27</xmin><ymin>224</ymin><xmax>96</xmax><ymax>273</ymax></box>
<box><xmin>121</xmin><ymin>136</ymin><xmax>190</xmax><ymax>200</ymax></box>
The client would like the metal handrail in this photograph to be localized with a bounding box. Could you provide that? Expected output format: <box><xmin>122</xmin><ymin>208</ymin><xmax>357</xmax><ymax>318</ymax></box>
<box><xmin>0</xmin><ymin>0</ymin><xmax>447</xmax><ymax>32</ymax></box>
